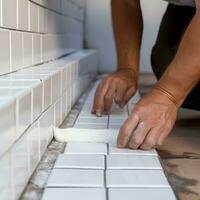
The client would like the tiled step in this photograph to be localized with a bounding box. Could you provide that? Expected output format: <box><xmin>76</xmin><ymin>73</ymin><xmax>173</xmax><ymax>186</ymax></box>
<box><xmin>42</xmin><ymin>80</ymin><xmax>176</xmax><ymax>200</ymax></box>
<box><xmin>0</xmin><ymin>50</ymin><xmax>97</xmax><ymax>200</ymax></box>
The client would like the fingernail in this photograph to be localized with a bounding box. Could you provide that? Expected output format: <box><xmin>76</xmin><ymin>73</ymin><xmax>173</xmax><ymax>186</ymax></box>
<box><xmin>96</xmin><ymin>110</ymin><xmax>102</xmax><ymax>117</ymax></box>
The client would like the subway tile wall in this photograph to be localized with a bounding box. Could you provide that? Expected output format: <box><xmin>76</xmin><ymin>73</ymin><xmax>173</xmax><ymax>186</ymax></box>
<box><xmin>0</xmin><ymin>0</ymin><xmax>85</xmax><ymax>75</ymax></box>
<box><xmin>0</xmin><ymin>1</ymin><xmax>99</xmax><ymax>200</ymax></box>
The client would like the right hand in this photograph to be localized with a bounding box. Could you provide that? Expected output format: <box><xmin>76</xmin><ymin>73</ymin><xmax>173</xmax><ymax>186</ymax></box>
<box><xmin>92</xmin><ymin>69</ymin><xmax>138</xmax><ymax>116</ymax></box>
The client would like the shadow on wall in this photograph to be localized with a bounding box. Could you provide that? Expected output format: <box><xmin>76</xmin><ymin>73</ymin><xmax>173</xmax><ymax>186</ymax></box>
<box><xmin>85</xmin><ymin>0</ymin><xmax>167</xmax><ymax>74</ymax></box>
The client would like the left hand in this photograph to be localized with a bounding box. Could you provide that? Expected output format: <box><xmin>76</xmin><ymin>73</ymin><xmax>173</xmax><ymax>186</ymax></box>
<box><xmin>117</xmin><ymin>89</ymin><xmax>178</xmax><ymax>150</ymax></box>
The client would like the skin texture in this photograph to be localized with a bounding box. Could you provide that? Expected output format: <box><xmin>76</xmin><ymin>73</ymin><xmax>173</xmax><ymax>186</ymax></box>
<box><xmin>94</xmin><ymin>0</ymin><xmax>200</xmax><ymax>150</ymax></box>
<box><xmin>92</xmin><ymin>0</ymin><xmax>143</xmax><ymax>115</ymax></box>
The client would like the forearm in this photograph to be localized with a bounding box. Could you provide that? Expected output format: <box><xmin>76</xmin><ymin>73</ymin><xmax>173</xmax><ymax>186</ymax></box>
<box><xmin>154</xmin><ymin>9</ymin><xmax>200</xmax><ymax>106</ymax></box>
<box><xmin>111</xmin><ymin>0</ymin><xmax>143</xmax><ymax>74</ymax></box>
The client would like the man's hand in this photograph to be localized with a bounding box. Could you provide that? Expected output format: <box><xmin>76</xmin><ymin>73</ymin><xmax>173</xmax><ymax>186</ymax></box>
<box><xmin>92</xmin><ymin>69</ymin><xmax>137</xmax><ymax>116</ymax></box>
<box><xmin>117</xmin><ymin>90</ymin><xmax>178</xmax><ymax>150</ymax></box>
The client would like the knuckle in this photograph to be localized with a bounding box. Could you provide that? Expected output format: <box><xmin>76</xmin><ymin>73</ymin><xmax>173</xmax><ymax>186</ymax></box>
<box><xmin>132</xmin><ymin>136</ymin><xmax>143</xmax><ymax>146</ymax></box>
<box><xmin>104</xmin><ymin>94</ymin><xmax>112</xmax><ymax>101</ymax></box>
<box><xmin>120</xmin><ymin>125</ymin><xmax>130</xmax><ymax>137</ymax></box>
<box><xmin>146</xmin><ymin>137</ymin><xmax>156</xmax><ymax>147</ymax></box>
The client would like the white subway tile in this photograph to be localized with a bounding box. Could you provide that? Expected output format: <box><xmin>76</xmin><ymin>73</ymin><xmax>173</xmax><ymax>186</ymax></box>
<box><xmin>107</xmin><ymin>155</ymin><xmax>162</xmax><ymax>170</ymax></box>
<box><xmin>106</xmin><ymin>170</ymin><xmax>170</xmax><ymax>188</ymax></box>
<box><xmin>39</xmin><ymin>7</ymin><xmax>46</xmax><ymax>33</ymax></box>
<box><xmin>23</xmin><ymin>32</ymin><xmax>33</xmax><ymax>67</ymax></box>
<box><xmin>109</xmin><ymin>188</ymin><xmax>177</xmax><ymax>200</ymax></box>
<box><xmin>0</xmin><ymin>98</ymin><xmax>16</xmax><ymax>156</ymax></box>
<box><xmin>39</xmin><ymin>105</ymin><xmax>54</xmax><ymax>156</ymax></box>
<box><xmin>11</xmin><ymin>134</ymin><xmax>29</xmax><ymax>199</ymax></box>
<box><xmin>0</xmin><ymin>153</ymin><xmax>13</xmax><ymax>200</ymax></box>
<box><xmin>64</xmin><ymin>142</ymin><xmax>107</xmax><ymax>155</ymax></box>
<box><xmin>18</xmin><ymin>0</ymin><xmax>28</xmax><ymax>30</ymax></box>
<box><xmin>46</xmin><ymin>169</ymin><xmax>104</xmax><ymax>188</ymax></box>
<box><xmin>109</xmin><ymin>144</ymin><xmax>158</xmax><ymax>156</ymax></box>
<box><xmin>16</xmin><ymin>90</ymin><xmax>32</xmax><ymax>139</ymax></box>
<box><xmin>0</xmin><ymin>29</ymin><xmax>10</xmax><ymax>75</ymax></box>
<box><xmin>52</xmin><ymin>71</ymin><xmax>62</xmax><ymax>103</ymax></box>
<box><xmin>54</xmin><ymin>154</ymin><xmax>105</xmax><ymax>170</ymax></box>
<box><xmin>32</xmin><ymin>82</ymin><xmax>43</xmax><ymax>121</ymax></box>
<box><xmin>33</xmin><ymin>34</ymin><xmax>42</xmax><ymax>65</ymax></box>
<box><xmin>29</xmin><ymin>1</ymin><xmax>39</xmax><ymax>32</ymax></box>
<box><xmin>2</xmin><ymin>0</ymin><xmax>17</xmax><ymax>28</ymax></box>
<box><xmin>42</xmin><ymin>188</ymin><xmax>106</xmax><ymax>200</ymax></box>
<box><xmin>11</xmin><ymin>31</ymin><xmax>23</xmax><ymax>71</ymax></box>
<box><xmin>54</xmin><ymin>98</ymin><xmax>62</xmax><ymax>126</ymax></box>
<box><xmin>27</xmin><ymin>122</ymin><xmax>40</xmax><ymax>174</ymax></box>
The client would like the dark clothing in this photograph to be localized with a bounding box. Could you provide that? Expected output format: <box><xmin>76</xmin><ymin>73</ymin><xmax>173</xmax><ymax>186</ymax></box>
<box><xmin>151</xmin><ymin>4</ymin><xmax>200</xmax><ymax>110</ymax></box>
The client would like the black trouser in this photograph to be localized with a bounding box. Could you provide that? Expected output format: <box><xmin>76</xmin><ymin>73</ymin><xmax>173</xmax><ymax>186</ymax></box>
<box><xmin>151</xmin><ymin>4</ymin><xmax>200</xmax><ymax>111</ymax></box>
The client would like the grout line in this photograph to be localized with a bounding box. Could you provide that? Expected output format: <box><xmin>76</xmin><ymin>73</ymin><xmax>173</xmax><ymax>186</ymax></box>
<box><xmin>29</xmin><ymin>0</ymin><xmax>83</xmax><ymax>23</ymax></box>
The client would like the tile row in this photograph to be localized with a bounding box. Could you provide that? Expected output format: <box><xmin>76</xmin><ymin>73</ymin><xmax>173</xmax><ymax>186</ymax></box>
<box><xmin>0</xmin><ymin>30</ymin><xmax>83</xmax><ymax>75</ymax></box>
<box><xmin>0</xmin><ymin>0</ymin><xmax>84</xmax><ymax>32</ymax></box>
<box><xmin>42</xmin><ymin>188</ymin><xmax>176</xmax><ymax>200</ymax></box>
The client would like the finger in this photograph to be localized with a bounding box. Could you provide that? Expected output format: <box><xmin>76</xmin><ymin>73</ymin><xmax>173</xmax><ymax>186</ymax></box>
<box><xmin>140</xmin><ymin>126</ymin><xmax>162</xmax><ymax>150</ymax></box>
<box><xmin>104</xmin><ymin>83</ymin><xmax>116</xmax><ymax>114</ymax></box>
<box><xmin>92</xmin><ymin>81</ymin><xmax>109</xmax><ymax>116</ymax></box>
<box><xmin>117</xmin><ymin>113</ymin><xmax>140</xmax><ymax>148</ymax></box>
<box><xmin>114</xmin><ymin>84</ymin><xmax>126</xmax><ymax>106</ymax></box>
<box><xmin>123</xmin><ymin>86</ymin><xmax>136</xmax><ymax>104</ymax></box>
<box><xmin>128</xmin><ymin>122</ymin><xmax>150</xmax><ymax>149</ymax></box>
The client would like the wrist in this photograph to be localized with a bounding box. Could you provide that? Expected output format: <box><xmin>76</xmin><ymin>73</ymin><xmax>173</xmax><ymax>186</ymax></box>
<box><xmin>117</xmin><ymin>67</ymin><xmax>138</xmax><ymax>77</ymax></box>
<box><xmin>151</xmin><ymin>85</ymin><xmax>183</xmax><ymax>108</ymax></box>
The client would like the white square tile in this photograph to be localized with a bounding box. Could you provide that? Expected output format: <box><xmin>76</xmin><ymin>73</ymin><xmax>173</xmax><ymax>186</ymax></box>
<box><xmin>47</xmin><ymin>169</ymin><xmax>104</xmax><ymax>188</ymax></box>
<box><xmin>42</xmin><ymin>188</ymin><xmax>106</xmax><ymax>200</ymax></box>
<box><xmin>11</xmin><ymin>31</ymin><xmax>23</xmax><ymax>71</ymax></box>
<box><xmin>2</xmin><ymin>0</ymin><xmax>17</xmax><ymax>28</ymax></box>
<box><xmin>64</xmin><ymin>142</ymin><xmax>107</xmax><ymax>155</ymax></box>
<box><xmin>27</xmin><ymin>122</ymin><xmax>40</xmax><ymax>174</ymax></box>
<box><xmin>0</xmin><ymin>99</ymin><xmax>16</xmax><ymax>156</ymax></box>
<box><xmin>54</xmin><ymin>154</ymin><xmax>105</xmax><ymax>170</ymax></box>
<box><xmin>0</xmin><ymin>153</ymin><xmax>12</xmax><ymax>200</ymax></box>
<box><xmin>23</xmin><ymin>32</ymin><xmax>33</xmax><ymax>67</ymax></box>
<box><xmin>11</xmin><ymin>134</ymin><xmax>29</xmax><ymax>199</ymax></box>
<box><xmin>0</xmin><ymin>29</ymin><xmax>10</xmax><ymax>75</ymax></box>
<box><xmin>109</xmin><ymin>188</ymin><xmax>176</xmax><ymax>200</ymax></box>
<box><xmin>18</xmin><ymin>0</ymin><xmax>28</xmax><ymax>30</ymax></box>
<box><xmin>107</xmin><ymin>155</ymin><xmax>162</xmax><ymax>170</ymax></box>
<box><xmin>109</xmin><ymin>144</ymin><xmax>158</xmax><ymax>156</ymax></box>
<box><xmin>106</xmin><ymin>170</ymin><xmax>170</xmax><ymax>188</ymax></box>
